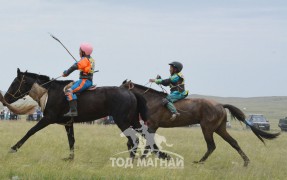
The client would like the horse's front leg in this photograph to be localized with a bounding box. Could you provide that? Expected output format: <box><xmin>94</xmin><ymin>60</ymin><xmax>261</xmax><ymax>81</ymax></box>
<box><xmin>141</xmin><ymin>127</ymin><xmax>170</xmax><ymax>160</ymax></box>
<box><xmin>63</xmin><ymin>123</ymin><xmax>75</xmax><ymax>161</ymax></box>
<box><xmin>10</xmin><ymin>117</ymin><xmax>51</xmax><ymax>152</ymax></box>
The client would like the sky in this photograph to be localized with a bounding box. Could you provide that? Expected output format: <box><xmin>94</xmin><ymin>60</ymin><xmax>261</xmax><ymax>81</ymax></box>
<box><xmin>0</xmin><ymin>0</ymin><xmax>286</xmax><ymax>97</ymax></box>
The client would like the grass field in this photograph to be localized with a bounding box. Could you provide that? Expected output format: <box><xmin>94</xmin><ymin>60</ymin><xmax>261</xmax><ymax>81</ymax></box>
<box><xmin>0</xmin><ymin>96</ymin><xmax>286</xmax><ymax>179</ymax></box>
<box><xmin>1</xmin><ymin>120</ymin><xmax>287</xmax><ymax>180</ymax></box>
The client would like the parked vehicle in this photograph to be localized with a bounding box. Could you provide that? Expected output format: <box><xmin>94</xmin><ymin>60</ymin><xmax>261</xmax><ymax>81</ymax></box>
<box><xmin>246</xmin><ymin>114</ymin><xmax>270</xmax><ymax>131</ymax></box>
<box><xmin>278</xmin><ymin>117</ymin><xmax>287</xmax><ymax>131</ymax></box>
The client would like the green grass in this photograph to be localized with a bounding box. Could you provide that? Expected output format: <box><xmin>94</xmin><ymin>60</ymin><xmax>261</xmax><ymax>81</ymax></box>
<box><xmin>1</xmin><ymin>121</ymin><xmax>287</xmax><ymax>179</ymax></box>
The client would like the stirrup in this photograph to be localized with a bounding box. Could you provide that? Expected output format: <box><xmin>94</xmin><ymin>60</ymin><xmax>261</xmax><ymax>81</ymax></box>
<box><xmin>64</xmin><ymin>111</ymin><xmax>78</xmax><ymax>117</ymax></box>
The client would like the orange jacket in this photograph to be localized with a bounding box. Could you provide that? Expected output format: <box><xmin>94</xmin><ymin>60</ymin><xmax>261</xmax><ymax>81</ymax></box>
<box><xmin>77</xmin><ymin>57</ymin><xmax>91</xmax><ymax>74</ymax></box>
<box><xmin>64</xmin><ymin>57</ymin><xmax>95</xmax><ymax>80</ymax></box>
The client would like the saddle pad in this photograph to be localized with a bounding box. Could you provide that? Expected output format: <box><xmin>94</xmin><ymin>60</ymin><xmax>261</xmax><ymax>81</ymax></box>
<box><xmin>87</xmin><ymin>85</ymin><xmax>97</xmax><ymax>91</ymax></box>
<box><xmin>63</xmin><ymin>82</ymin><xmax>97</xmax><ymax>92</ymax></box>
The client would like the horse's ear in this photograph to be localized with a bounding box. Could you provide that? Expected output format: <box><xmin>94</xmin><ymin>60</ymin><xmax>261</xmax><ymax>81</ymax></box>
<box><xmin>122</xmin><ymin>79</ymin><xmax>127</xmax><ymax>84</ymax></box>
<box><xmin>128</xmin><ymin>80</ymin><xmax>134</xmax><ymax>86</ymax></box>
<box><xmin>128</xmin><ymin>81</ymin><xmax>134</xmax><ymax>89</ymax></box>
<box><xmin>17</xmin><ymin>68</ymin><xmax>21</xmax><ymax>75</ymax></box>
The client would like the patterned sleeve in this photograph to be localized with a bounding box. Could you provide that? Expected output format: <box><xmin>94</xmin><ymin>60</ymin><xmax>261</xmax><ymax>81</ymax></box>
<box><xmin>170</xmin><ymin>74</ymin><xmax>180</xmax><ymax>83</ymax></box>
<box><xmin>65</xmin><ymin>63</ymin><xmax>78</xmax><ymax>75</ymax></box>
<box><xmin>161</xmin><ymin>78</ymin><xmax>171</xmax><ymax>86</ymax></box>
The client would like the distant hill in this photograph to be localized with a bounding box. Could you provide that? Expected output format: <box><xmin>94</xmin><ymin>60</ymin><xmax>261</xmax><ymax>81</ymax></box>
<box><xmin>189</xmin><ymin>94</ymin><xmax>287</xmax><ymax>123</ymax></box>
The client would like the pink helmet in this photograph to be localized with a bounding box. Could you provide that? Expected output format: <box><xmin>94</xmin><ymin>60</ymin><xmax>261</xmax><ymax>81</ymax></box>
<box><xmin>80</xmin><ymin>43</ymin><xmax>93</xmax><ymax>55</ymax></box>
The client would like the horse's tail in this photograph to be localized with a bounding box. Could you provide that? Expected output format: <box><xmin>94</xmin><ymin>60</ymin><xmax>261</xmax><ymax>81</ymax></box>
<box><xmin>223</xmin><ymin>104</ymin><xmax>280</xmax><ymax>145</ymax></box>
<box><xmin>0</xmin><ymin>91</ymin><xmax>7</xmax><ymax>106</ymax></box>
<box><xmin>133</xmin><ymin>92</ymin><xmax>148</xmax><ymax>121</ymax></box>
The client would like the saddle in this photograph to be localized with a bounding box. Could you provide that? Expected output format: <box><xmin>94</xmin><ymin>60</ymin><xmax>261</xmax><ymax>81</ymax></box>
<box><xmin>63</xmin><ymin>82</ymin><xmax>97</xmax><ymax>95</ymax></box>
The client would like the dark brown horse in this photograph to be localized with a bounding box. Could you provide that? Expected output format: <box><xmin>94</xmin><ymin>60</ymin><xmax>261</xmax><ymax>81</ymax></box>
<box><xmin>121</xmin><ymin>80</ymin><xmax>280</xmax><ymax>166</ymax></box>
<box><xmin>2</xmin><ymin>69</ymin><xmax>148</xmax><ymax>159</ymax></box>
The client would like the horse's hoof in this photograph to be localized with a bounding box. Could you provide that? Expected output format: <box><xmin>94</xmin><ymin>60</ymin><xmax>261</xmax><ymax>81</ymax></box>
<box><xmin>129</xmin><ymin>151</ymin><xmax>137</xmax><ymax>159</ymax></box>
<box><xmin>243</xmin><ymin>161</ymin><xmax>250</xmax><ymax>167</ymax></box>
<box><xmin>62</xmin><ymin>154</ymin><xmax>74</xmax><ymax>161</ymax></box>
<box><xmin>9</xmin><ymin>148</ymin><xmax>17</xmax><ymax>153</ymax></box>
<box><xmin>157</xmin><ymin>151</ymin><xmax>170</xmax><ymax>160</ymax></box>
<box><xmin>193</xmin><ymin>161</ymin><xmax>204</xmax><ymax>164</ymax></box>
<box><xmin>62</xmin><ymin>157</ymin><xmax>73</xmax><ymax>161</ymax></box>
<box><xmin>129</xmin><ymin>155</ymin><xmax>135</xmax><ymax>161</ymax></box>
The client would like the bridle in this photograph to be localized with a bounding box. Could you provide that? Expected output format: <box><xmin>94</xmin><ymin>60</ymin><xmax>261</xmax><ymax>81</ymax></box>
<box><xmin>5</xmin><ymin>74</ymin><xmax>62</xmax><ymax>101</ymax></box>
<box><xmin>5</xmin><ymin>74</ymin><xmax>27</xmax><ymax>100</ymax></box>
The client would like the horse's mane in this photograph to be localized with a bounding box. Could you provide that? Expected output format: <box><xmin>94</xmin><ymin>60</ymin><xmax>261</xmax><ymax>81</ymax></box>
<box><xmin>23</xmin><ymin>71</ymin><xmax>73</xmax><ymax>85</ymax></box>
<box><xmin>22</xmin><ymin>71</ymin><xmax>50</xmax><ymax>82</ymax></box>
<box><xmin>53</xmin><ymin>80</ymin><xmax>74</xmax><ymax>85</ymax></box>
<box><xmin>133</xmin><ymin>83</ymin><xmax>167</xmax><ymax>97</ymax></box>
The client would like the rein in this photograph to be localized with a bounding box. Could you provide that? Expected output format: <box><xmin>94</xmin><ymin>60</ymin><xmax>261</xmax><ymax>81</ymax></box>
<box><xmin>158</xmin><ymin>84</ymin><xmax>168</xmax><ymax>94</ymax></box>
<box><xmin>142</xmin><ymin>82</ymin><xmax>153</xmax><ymax>94</ymax></box>
<box><xmin>129</xmin><ymin>82</ymin><xmax>168</xmax><ymax>95</ymax></box>
<box><xmin>39</xmin><ymin>75</ymin><xmax>62</xmax><ymax>87</ymax></box>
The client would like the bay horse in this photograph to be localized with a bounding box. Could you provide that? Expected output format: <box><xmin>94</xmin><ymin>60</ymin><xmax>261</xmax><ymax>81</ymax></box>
<box><xmin>121</xmin><ymin>80</ymin><xmax>280</xmax><ymax>166</ymax></box>
<box><xmin>3</xmin><ymin>69</ymin><xmax>148</xmax><ymax>159</ymax></box>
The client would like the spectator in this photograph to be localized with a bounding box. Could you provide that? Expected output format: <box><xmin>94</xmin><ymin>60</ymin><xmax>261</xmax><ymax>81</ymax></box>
<box><xmin>9</xmin><ymin>112</ymin><xmax>19</xmax><ymax>120</ymax></box>
<box><xmin>3</xmin><ymin>107</ymin><xmax>7</xmax><ymax>120</ymax></box>
<box><xmin>5</xmin><ymin>109</ymin><xmax>10</xmax><ymax>120</ymax></box>
<box><xmin>27</xmin><ymin>114</ymin><xmax>34</xmax><ymax>121</ymax></box>
<box><xmin>9</xmin><ymin>112</ymin><xmax>14</xmax><ymax>120</ymax></box>
<box><xmin>103</xmin><ymin>116</ymin><xmax>115</xmax><ymax>125</ymax></box>
<box><xmin>36</xmin><ymin>108</ymin><xmax>42</xmax><ymax>121</ymax></box>
<box><xmin>0</xmin><ymin>110</ymin><xmax>4</xmax><ymax>120</ymax></box>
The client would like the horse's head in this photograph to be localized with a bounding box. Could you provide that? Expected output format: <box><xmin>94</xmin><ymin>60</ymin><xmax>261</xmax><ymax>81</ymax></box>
<box><xmin>4</xmin><ymin>68</ymin><xmax>49</xmax><ymax>104</ymax></box>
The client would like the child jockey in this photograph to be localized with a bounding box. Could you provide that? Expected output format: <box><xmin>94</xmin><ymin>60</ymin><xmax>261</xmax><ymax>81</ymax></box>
<box><xmin>62</xmin><ymin>43</ymin><xmax>95</xmax><ymax>116</ymax></box>
<box><xmin>149</xmin><ymin>61</ymin><xmax>188</xmax><ymax>120</ymax></box>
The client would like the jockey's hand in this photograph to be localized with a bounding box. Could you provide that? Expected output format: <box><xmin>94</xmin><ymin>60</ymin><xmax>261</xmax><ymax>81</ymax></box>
<box><xmin>62</xmin><ymin>70</ymin><xmax>68</xmax><ymax>77</ymax></box>
<box><xmin>149</xmin><ymin>79</ymin><xmax>155</xmax><ymax>82</ymax></box>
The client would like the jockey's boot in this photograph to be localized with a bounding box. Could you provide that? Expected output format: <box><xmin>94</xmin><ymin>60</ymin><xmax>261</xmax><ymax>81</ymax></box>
<box><xmin>170</xmin><ymin>113</ymin><xmax>180</xmax><ymax>121</ymax></box>
<box><xmin>64</xmin><ymin>100</ymin><xmax>78</xmax><ymax>117</ymax></box>
<box><xmin>166</xmin><ymin>102</ymin><xmax>180</xmax><ymax>121</ymax></box>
